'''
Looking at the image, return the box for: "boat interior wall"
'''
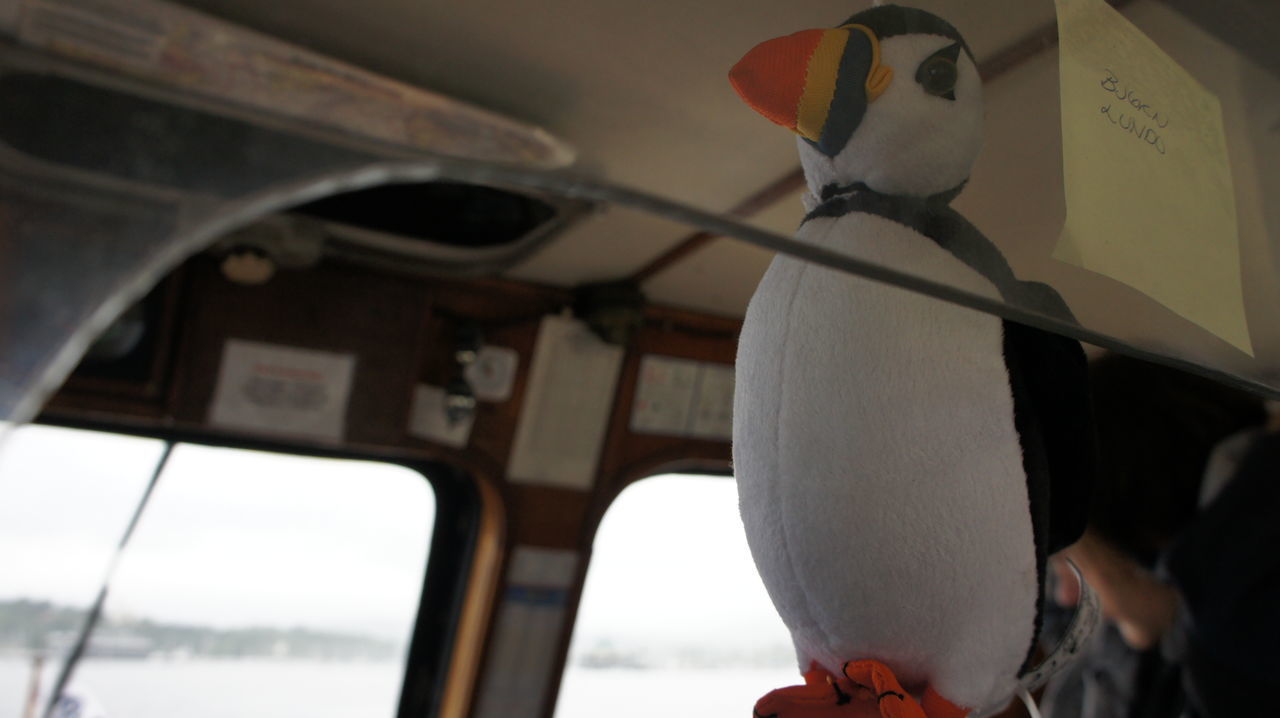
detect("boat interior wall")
[1157,0,1280,81]
[42,255,739,520]
[38,250,743,717]
[0,0,16,32]
[959,1,1280,390]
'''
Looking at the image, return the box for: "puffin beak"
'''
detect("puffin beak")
[730,29,835,142]
[729,25,894,146]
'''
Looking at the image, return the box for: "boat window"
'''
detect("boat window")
[555,474,795,718]
[0,425,435,718]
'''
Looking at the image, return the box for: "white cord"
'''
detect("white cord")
[1017,688,1042,718]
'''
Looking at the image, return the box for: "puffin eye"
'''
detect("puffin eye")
[917,57,957,98]
[915,42,963,101]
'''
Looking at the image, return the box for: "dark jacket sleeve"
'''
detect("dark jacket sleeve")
[1164,432,1280,716]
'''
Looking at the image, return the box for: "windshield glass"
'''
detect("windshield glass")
[0,425,435,718]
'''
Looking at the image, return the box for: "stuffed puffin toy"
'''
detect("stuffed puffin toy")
[729,5,1097,718]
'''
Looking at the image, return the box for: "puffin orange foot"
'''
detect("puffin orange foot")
[753,661,969,718]
[753,663,873,718]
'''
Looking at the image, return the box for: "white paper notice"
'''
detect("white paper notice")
[690,362,735,440]
[507,316,624,489]
[630,355,700,435]
[471,546,579,718]
[208,339,355,441]
[631,355,735,441]
[408,384,474,448]
[504,545,579,587]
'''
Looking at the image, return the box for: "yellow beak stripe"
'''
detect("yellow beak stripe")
[795,30,848,142]
[855,24,894,103]
[795,24,892,143]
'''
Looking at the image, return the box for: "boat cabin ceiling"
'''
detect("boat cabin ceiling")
[162,0,1043,317]
[175,0,1068,313]
[1,0,1277,412]
[168,0,1280,318]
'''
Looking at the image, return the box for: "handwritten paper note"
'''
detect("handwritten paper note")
[1053,0,1252,354]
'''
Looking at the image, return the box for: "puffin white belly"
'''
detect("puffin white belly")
[733,212,1038,711]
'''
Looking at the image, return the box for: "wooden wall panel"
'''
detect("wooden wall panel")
[40,255,748,718]
[165,257,427,448]
[43,272,185,422]
[591,306,738,524]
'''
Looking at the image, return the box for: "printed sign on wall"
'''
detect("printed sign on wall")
[630,355,734,441]
[208,339,356,441]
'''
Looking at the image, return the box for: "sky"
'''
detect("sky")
[567,475,793,663]
[0,424,433,643]
[0,424,792,664]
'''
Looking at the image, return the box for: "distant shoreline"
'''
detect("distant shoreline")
[0,598,401,662]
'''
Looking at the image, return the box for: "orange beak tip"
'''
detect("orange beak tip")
[729,30,826,131]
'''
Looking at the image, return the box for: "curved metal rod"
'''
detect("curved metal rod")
[14,155,1280,428]
[334,158,1280,400]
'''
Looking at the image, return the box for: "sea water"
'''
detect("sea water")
[0,657,798,718]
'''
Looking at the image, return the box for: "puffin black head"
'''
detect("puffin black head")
[854,5,973,107]
[730,4,985,199]
[838,5,973,62]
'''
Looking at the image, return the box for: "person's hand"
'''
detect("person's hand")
[1052,530,1180,651]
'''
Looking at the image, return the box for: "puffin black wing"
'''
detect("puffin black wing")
[1001,318,1096,672]
[1002,296,1096,555]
